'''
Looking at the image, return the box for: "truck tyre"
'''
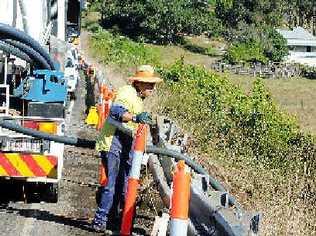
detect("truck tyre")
[44,183,59,203]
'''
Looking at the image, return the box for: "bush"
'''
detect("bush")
[158,60,315,171]
[301,65,316,79]
[90,30,161,67]
[225,41,268,64]
[224,24,288,64]
[264,27,289,62]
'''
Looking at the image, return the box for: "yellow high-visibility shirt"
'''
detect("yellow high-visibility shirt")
[95,85,143,152]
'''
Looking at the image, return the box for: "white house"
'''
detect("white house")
[277,27,316,66]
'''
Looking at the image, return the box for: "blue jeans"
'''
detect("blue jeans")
[93,151,130,227]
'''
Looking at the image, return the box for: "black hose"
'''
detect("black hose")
[0,41,32,63]
[0,119,95,148]
[0,23,55,70]
[145,145,238,207]
[3,39,51,69]
[146,146,225,190]
[0,118,232,197]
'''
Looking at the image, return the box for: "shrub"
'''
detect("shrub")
[158,60,314,171]
[224,24,288,63]
[225,41,268,64]
[301,65,316,80]
[263,27,289,62]
[90,30,161,67]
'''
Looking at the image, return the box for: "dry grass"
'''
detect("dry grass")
[185,35,226,51]
[83,11,100,24]
[214,157,316,235]
[149,44,219,68]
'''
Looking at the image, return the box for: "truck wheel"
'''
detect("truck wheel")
[44,183,59,203]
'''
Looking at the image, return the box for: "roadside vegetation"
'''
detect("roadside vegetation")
[82,1,316,234]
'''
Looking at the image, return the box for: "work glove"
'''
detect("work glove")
[134,112,153,125]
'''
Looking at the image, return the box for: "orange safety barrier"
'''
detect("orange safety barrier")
[96,85,116,183]
[120,124,147,235]
[170,160,191,236]
[96,104,105,131]
[0,153,57,178]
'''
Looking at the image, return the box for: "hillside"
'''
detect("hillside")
[82,2,316,235]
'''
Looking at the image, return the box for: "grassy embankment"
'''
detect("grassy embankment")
[82,12,316,235]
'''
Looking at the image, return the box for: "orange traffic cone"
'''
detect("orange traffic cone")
[170,160,191,236]
[120,124,147,235]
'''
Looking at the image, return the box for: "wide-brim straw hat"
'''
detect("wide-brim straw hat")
[128,65,163,83]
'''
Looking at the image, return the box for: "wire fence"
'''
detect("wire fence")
[211,62,302,78]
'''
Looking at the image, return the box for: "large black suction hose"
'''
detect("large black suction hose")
[0,41,32,64]
[0,117,237,206]
[0,119,95,148]
[0,23,55,70]
[3,39,52,69]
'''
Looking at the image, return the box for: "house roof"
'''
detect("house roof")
[277,27,316,47]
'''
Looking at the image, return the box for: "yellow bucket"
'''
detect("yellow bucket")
[85,106,99,126]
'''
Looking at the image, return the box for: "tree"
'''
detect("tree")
[224,24,288,64]
[264,27,288,62]
[215,0,286,27]
[98,0,216,44]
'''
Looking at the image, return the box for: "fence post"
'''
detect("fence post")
[120,124,148,235]
[170,160,191,236]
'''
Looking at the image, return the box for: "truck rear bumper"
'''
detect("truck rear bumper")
[0,153,58,180]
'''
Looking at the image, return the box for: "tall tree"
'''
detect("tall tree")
[98,0,216,43]
[215,0,286,27]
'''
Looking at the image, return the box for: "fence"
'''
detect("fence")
[210,62,302,79]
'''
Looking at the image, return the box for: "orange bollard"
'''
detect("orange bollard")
[120,124,147,235]
[96,88,115,130]
[100,84,108,99]
[170,160,191,236]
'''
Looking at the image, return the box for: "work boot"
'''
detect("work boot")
[90,222,107,233]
